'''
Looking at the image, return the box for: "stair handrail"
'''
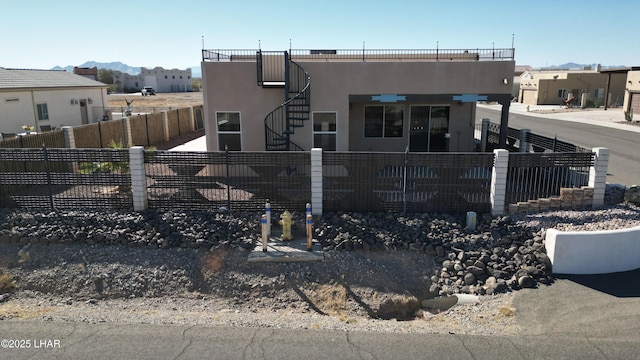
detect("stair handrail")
[264,59,310,151]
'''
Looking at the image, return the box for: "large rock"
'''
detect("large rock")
[624,185,640,205]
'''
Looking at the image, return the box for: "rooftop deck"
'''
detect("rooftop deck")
[202,48,515,62]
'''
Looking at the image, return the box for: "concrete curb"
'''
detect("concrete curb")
[546,225,640,274]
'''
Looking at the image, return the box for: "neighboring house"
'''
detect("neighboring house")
[113,67,192,93]
[73,66,98,81]
[617,67,640,118]
[512,65,532,100]
[0,67,108,133]
[518,65,627,107]
[201,48,515,152]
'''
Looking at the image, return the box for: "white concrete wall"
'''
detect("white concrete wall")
[546,226,640,274]
[0,88,107,132]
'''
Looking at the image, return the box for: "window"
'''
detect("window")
[594,88,605,98]
[36,103,49,121]
[557,89,567,99]
[165,76,168,79]
[364,105,403,138]
[313,112,337,151]
[216,112,241,150]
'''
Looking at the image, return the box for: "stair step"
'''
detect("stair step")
[262,81,286,88]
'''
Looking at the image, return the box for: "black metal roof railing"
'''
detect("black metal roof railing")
[202,48,515,62]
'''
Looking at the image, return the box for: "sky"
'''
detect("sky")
[2,0,639,70]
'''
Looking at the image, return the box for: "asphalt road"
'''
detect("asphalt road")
[477,107,640,186]
[2,320,639,359]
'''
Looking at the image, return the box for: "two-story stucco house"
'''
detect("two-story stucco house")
[113,67,193,93]
[0,67,108,133]
[201,47,515,152]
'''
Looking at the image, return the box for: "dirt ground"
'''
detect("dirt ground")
[107,92,204,109]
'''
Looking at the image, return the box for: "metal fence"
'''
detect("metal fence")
[0,148,132,209]
[144,150,310,211]
[323,152,495,213]
[0,147,597,213]
[506,152,594,204]
[203,48,515,62]
[484,121,591,153]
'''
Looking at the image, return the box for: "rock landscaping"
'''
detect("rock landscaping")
[1,202,639,330]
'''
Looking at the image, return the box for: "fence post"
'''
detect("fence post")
[519,129,530,153]
[129,146,148,211]
[161,110,170,141]
[490,149,509,216]
[62,126,78,173]
[480,118,490,152]
[588,147,609,208]
[188,106,196,132]
[62,126,76,149]
[122,117,133,147]
[310,148,323,215]
[225,146,231,210]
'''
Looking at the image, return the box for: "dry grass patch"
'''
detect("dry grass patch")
[201,250,227,274]
[499,306,517,317]
[0,272,16,292]
[107,92,203,109]
[308,283,348,315]
[0,303,53,319]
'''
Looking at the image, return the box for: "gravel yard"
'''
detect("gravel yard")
[1,203,639,335]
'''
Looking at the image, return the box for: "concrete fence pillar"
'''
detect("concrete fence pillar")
[310,148,323,215]
[161,110,170,141]
[519,129,531,153]
[62,126,78,173]
[480,118,490,152]
[122,117,133,148]
[62,126,76,149]
[188,106,196,132]
[588,147,609,208]
[490,149,509,216]
[129,146,148,211]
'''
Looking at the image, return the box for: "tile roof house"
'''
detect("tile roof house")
[0,68,108,133]
[201,48,515,152]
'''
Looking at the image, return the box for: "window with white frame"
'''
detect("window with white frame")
[216,112,241,150]
[36,103,49,121]
[364,105,404,138]
[313,112,337,151]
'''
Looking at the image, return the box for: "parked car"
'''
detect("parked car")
[141,86,156,96]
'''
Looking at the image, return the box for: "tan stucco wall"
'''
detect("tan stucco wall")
[519,71,627,106]
[203,59,514,151]
[623,70,640,112]
[0,87,107,133]
[202,62,283,151]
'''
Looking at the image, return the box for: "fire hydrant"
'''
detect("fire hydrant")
[279,210,294,240]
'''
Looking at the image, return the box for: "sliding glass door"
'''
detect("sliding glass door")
[409,105,450,152]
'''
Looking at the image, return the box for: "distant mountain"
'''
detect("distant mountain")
[539,63,626,70]
[52,61,202,77]
[52,61,141,75]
